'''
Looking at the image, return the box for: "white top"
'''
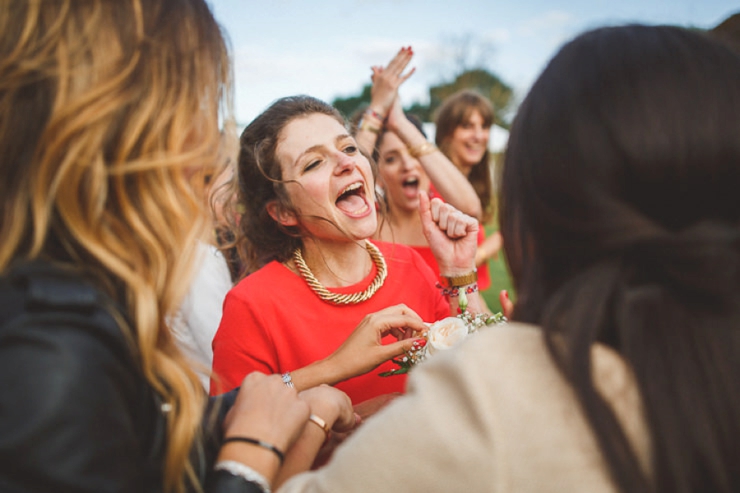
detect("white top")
[171,242,232,390]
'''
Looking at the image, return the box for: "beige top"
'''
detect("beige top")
[279,323,651,493]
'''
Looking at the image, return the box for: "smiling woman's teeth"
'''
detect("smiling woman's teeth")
[336,182,369,215]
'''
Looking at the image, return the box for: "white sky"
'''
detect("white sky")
[210,0,738,126]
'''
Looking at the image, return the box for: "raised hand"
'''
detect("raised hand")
[369,46,415,119]
[385,95,408,135]
[419,191,478,276]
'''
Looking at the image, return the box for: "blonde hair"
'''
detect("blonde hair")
[0,1,233,492]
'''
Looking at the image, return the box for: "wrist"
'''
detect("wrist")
[366,107,386,121]
[438,269,477,288]
[303,357,346,387]
[407,141,438,159]
[357,117,381,134]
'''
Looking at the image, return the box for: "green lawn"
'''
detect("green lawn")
[480,224,514,314]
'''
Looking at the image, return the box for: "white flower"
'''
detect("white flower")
[426,317,469,355]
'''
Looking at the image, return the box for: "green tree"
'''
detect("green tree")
[332,84,372,121]
[331,67,514,127]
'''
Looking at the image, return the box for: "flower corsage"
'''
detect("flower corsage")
[380,291,507,376]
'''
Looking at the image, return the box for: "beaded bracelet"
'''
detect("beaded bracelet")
[214,460,271,493]
[222,436,285,465]
[436,282,479,298]
[364,107,386,121]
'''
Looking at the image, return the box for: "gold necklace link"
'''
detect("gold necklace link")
[292,241,387,305]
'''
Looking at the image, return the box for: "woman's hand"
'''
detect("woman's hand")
[307,392,398,469]
[419,191,479,275]
[222,373,309,452]
[274,386,356,484]
[385,96,408,135]
[324,304,428,382]
[369,47,415,118]
[285,305,427,392]
[499,289,514,319]
[218,373,310,486]
[299,385,358,434]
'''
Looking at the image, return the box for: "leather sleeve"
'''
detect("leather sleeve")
[0,311,157,493]
[0,266,269,493]
[206,471,269,493]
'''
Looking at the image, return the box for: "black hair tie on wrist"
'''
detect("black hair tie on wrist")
[222,436,285,465]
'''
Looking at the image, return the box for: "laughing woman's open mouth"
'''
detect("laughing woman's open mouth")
[336,181,371,217]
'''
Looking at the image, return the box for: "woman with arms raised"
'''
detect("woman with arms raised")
[349,48,484,280]
[211,96,486,406]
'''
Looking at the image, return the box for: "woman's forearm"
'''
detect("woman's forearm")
[394,118,482,220]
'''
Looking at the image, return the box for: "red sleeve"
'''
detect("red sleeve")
[209,288,277,395]
[476,227,491,291]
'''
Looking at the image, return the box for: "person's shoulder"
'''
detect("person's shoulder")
[405,322,559,403]
[0,262,136,367]
[0,262,143,404]
[228,260,291,296]
[439,322,548,372]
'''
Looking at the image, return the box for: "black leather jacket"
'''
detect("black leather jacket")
[0,262,261,493]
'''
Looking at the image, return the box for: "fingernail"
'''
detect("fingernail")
[413,338,427,348]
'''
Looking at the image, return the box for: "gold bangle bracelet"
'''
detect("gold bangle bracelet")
[408,142,438,158]
[358,118,380,134]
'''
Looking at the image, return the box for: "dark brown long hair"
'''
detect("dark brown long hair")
[501,25,740,493]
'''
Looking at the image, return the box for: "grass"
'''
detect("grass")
[480,224,514,315]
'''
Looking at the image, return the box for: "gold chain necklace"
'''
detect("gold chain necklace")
[292,241,387,305]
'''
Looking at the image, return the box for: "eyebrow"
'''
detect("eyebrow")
[293,133,353,167]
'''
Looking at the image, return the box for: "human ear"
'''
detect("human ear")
[266,200,298,227]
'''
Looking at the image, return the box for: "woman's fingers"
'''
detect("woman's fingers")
[426,197,476,239]
[499,290,514,318]
[399,66,416,83]
[386,46,413,73]
[381,47,415,86]
[368,304,427,334]
[226,373,310,452]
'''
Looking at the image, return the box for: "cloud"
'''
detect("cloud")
[231,38,438,122]
[517,10,576,37]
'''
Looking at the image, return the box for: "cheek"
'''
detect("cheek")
[450,131,467,148]
[359,157,376,185]
[379,164,398,180]
[285,179,324,208]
